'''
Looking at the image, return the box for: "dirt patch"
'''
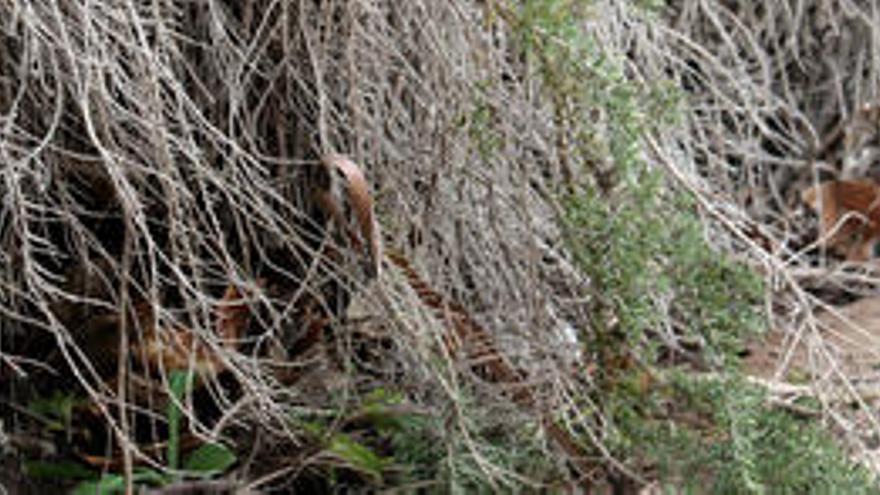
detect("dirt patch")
[745,297,880,386]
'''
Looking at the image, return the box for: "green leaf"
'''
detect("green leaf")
[28,391,81,436]
[183,442,237,476]
[71,469,165,495]
[356,388,412,431]
[24,460,95,480]
[327,433,389,482]
[131,468,168,485]
[167,369,193,470]
[28,391,77,419]
[299,420,325,437]
[72,475,125,495]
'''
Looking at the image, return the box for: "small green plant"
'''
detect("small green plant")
[387,387,566,493]
[287,386,565,492]
[655,375,880,493]
[290,388,412,488]
[24,370,237,494]
[166,368,191,471]
[71,469,167,495]
[27,390,85,442]
[326,433,391,483]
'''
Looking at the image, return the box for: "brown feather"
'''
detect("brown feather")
[321,154,383,277]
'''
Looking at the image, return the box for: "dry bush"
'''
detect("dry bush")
[0,0,602,491]
[2,0,879,491]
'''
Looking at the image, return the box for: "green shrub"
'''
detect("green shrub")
[507,0,878,491]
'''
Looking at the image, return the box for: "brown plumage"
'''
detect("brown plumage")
[320,154,383,278]
[135,284,253,376]
[316,153,593,480]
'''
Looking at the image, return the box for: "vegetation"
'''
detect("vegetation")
[2,0,880,493]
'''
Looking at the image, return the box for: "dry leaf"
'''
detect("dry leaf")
[801,179,880,260]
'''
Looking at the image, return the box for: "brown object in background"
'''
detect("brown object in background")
[801,179,880,261]
[135,284,254,376]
